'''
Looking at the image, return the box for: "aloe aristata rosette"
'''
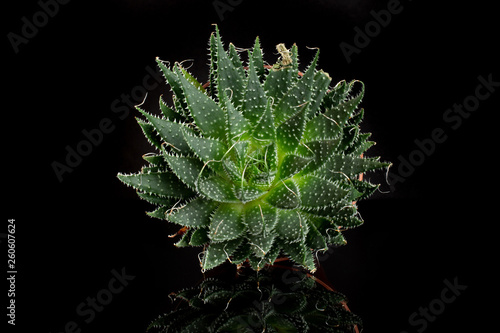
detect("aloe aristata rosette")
[118,26,390,272]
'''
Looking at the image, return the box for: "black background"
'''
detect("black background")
[4,0,498,332]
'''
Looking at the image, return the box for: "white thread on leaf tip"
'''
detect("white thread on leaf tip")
[213,219,224,236]
[322,113,340,127]
[136,89,150,110]
[178,59,194,70]
[249,242,266,256]
[281,180,298,197]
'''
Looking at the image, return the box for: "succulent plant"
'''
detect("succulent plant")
[147,264,362,333]
[117,26,390,272]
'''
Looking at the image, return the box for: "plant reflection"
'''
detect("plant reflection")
[148,260,361,332]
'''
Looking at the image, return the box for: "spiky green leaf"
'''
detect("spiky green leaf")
[306,69,332,119]
[224,91,251,142]
[159,96,184,122]
[136,118,162,150]
[276,154,311,181]
[164,154,207,189]
[324,80,365,128]
[203,237,243,270]
[156,58,189,117]
[276,210,308,243]
[147,206,169,220]
[176,66,227,140]
[242,56,267,125]
[209,203,245,242]
[117,171,194,198]
[248,232,275,258]
[182,132,227,174]
[273,49,319,125]
[215,27,245,108]
[276,104,308,155]
[296,176,349,208]
[137,191,176,206]
[305,217,328,250]
[244,201,277,235]
[280,239,315,271]
[137,108,193,154]
[197,175,239,203]
[190,227,209,246]
[314,154,391,181]
[233,185,266,204]
[251,99,276,141]
[168,197,219,228]
[251,36,265,81]
[264,179,300,209]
